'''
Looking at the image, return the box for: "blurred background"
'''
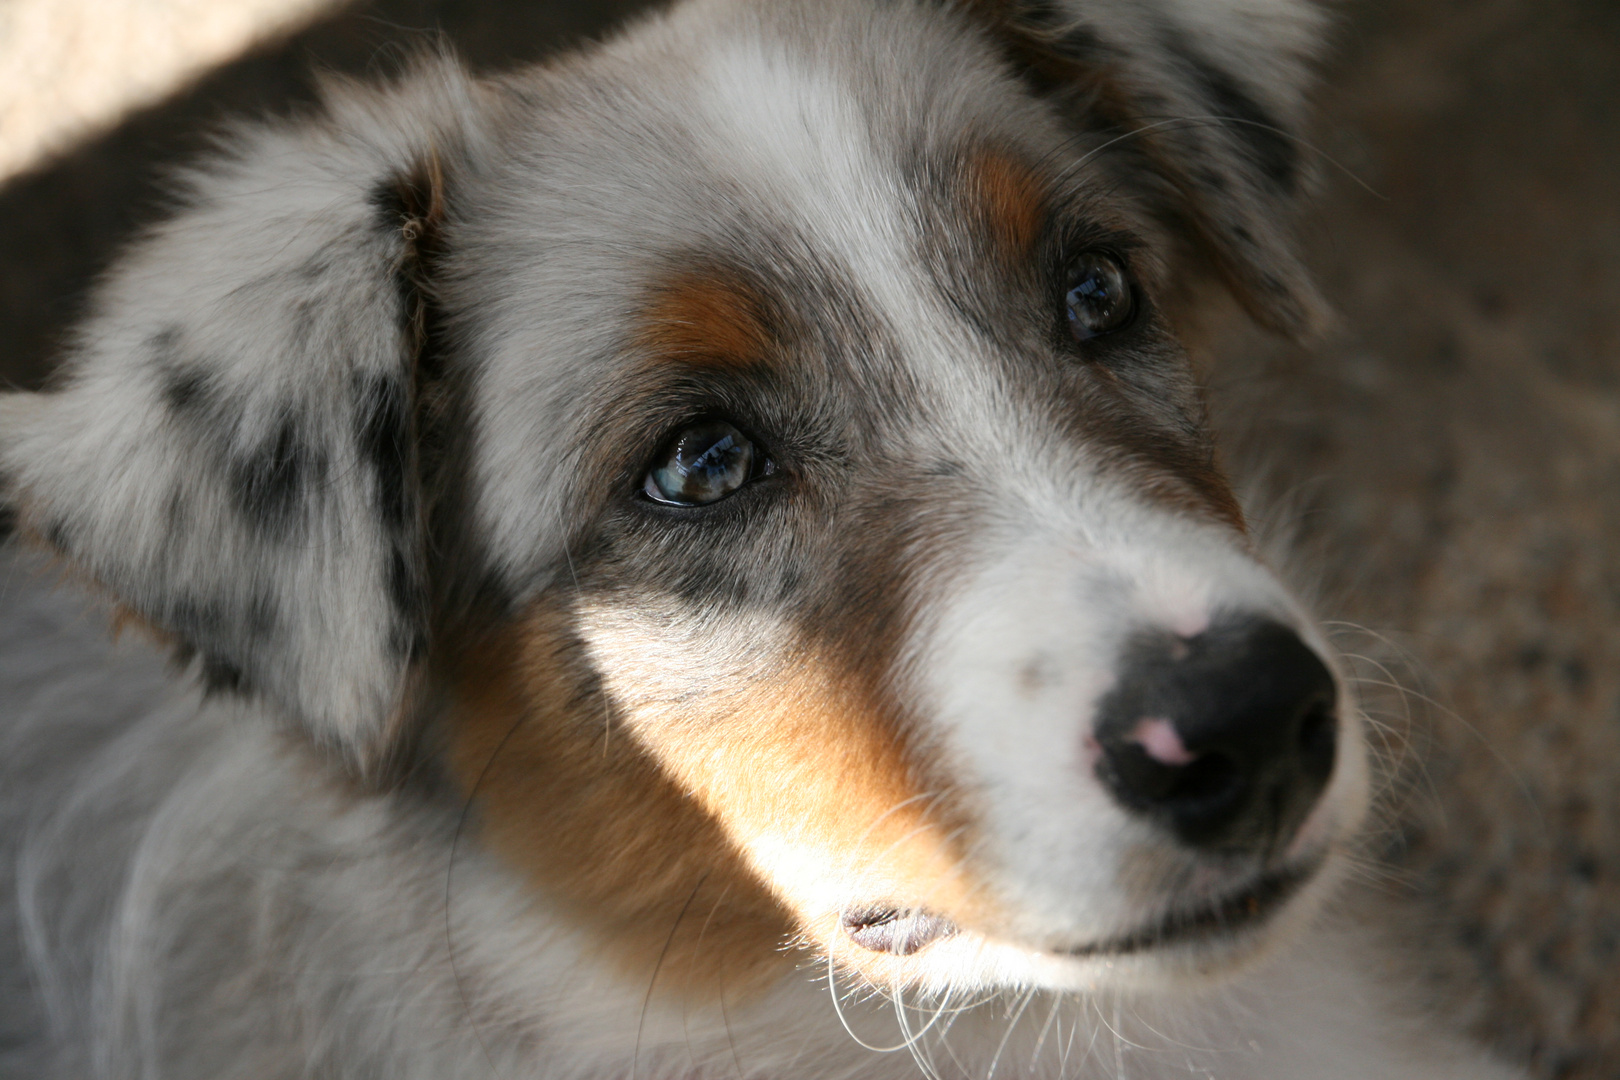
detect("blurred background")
[0,0,1615,1075]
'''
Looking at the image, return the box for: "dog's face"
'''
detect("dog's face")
[1,0,1361,1005]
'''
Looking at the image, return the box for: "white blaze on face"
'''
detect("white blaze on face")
[899,442,1367,952]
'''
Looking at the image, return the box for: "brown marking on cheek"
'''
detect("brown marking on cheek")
[1097,442,1247,535]
[968,147,1046,256]
[1142,425,1248,534]
[1114,440,1247,534]
[631,659,981,910]
[615,649,1000,984]
[447,604,797,998]
[448,598,995,995]
[636,270,772,368]
[1193,463,1246,533]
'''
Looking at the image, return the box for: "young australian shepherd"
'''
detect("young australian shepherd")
[0,0,1526,1076]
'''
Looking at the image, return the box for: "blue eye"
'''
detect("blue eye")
[1064,251,1134,341]
[643,421,762,506]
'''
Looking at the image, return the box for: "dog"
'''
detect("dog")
[0,0,1529,1076]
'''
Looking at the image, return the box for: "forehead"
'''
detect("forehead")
[462,0,1178,579]
[665,13,1043,288]
[470,0,1123,309]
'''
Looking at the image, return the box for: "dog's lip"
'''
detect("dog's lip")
[1057,860,1318,958]
[840,906,959,956]
[839,859,1318,961]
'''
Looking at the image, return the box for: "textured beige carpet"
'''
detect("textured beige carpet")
[1203,4,1620,1074]
[2,1,1615,1076]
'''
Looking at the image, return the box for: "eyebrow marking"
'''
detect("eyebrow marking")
[967,147,1047,256]
[637,268,774,368]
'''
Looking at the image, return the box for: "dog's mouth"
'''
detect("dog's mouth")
[1060,860,1317,958]
[841,861,1316,961]
[839,907,959,956]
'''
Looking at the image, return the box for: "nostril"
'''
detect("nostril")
[1110,742,1184,803]
[1165,750,1244,808]
[1296,700,1337,784]
[1107,736,1245,815]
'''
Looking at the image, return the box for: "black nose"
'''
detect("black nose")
[1092,617,1338,854]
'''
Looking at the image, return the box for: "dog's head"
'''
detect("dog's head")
[1,0,1362,999]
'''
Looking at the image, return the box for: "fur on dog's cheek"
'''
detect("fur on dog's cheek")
[447,595,989,996]
[575,601,995,969]
[447,602,797,997]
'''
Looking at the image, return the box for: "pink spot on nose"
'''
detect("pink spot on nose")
[1129,717,1197,766]
[1168,612,1210,640]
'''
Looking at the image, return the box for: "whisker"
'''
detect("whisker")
[826,950,920,1054]
[444,702,530,1080]
[634,872,710,1080]
[842,789,946,872]
[986,987,1035,1079]
[1342,655,1545,834]
[687,879,738,1078]
[895,985,947,1080]
[1029,992,1063,1068]
[1050,112,1386,201]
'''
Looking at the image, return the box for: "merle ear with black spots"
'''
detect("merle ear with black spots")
[0,62,486,776]
[971,0,1332,337]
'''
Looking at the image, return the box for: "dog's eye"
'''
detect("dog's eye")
[643,421,762,507]
[1064,251,1134,341]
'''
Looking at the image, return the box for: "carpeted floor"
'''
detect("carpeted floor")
[1,1,1615,1075]
[1202,4,1620,1075]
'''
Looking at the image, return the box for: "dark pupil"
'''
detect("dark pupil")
[650,423,754,505]
[1065,255,1130,340]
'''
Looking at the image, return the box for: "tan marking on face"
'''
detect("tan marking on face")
[627,658,981,902]
[447,603,795,997]
[961,0,1323,336]
[1132,455,1248,534]
[969,147,1046,256]
[636,269,772,367]
[629,652,1006,988]
[448,596,994,995]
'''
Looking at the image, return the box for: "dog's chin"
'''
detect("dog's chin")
[833,853,1338,995]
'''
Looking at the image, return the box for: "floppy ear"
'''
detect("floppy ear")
[970,0,1332,336]
[0,61,486,774]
